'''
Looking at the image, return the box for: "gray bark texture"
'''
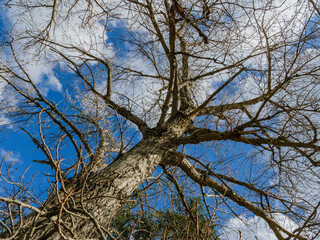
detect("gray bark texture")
[6,114,192,240]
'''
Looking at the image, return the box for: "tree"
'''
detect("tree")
[0,0,320,239]
[111,192,218,239]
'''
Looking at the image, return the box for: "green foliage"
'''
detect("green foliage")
[110,194,219,240]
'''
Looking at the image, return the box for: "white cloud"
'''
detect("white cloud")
[232,0,310,59]
[0,148,21,163]
[6,0,113,58]
[2,0,115,96]
[2,0,318,128]
[0,79,18,126]
[219,213,310,240]
[272,156,320,226]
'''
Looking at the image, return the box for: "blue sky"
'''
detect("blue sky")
[1,0,320,239]
[0,9,49,193]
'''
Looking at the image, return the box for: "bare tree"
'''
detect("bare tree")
[0,0,320,239]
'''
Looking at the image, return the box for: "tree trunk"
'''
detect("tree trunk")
[9,114,192,240]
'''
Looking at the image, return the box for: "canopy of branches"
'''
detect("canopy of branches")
[0,0,320,239]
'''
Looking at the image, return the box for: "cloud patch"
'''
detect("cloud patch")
[0,148,21,163]
[219,213,316,240]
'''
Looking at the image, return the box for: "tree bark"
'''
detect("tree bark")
[8,114,192,240]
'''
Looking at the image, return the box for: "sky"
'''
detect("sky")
[0,3,42,184]
[0,0,320,239]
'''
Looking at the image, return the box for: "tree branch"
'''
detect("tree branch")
[177,157,307,240]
